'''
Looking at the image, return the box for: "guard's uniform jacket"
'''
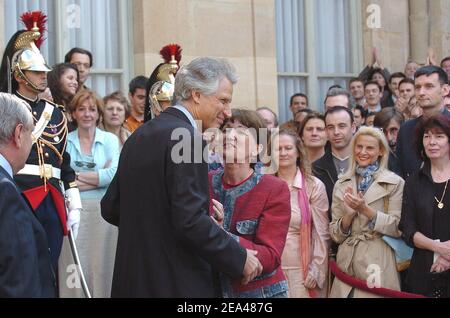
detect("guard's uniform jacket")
[14,92,77,269]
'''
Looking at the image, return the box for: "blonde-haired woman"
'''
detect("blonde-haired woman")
[99,91,131,149]
[274,129,330,298]
[59,89,120,298]
[329,126,405,298]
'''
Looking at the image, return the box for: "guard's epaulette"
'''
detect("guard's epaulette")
[42,98,67,112]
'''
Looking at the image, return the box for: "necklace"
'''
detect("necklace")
[434,179,449,210]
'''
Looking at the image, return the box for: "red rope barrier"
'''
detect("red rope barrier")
[329,260,426,298]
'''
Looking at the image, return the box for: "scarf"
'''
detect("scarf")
[355,161,380,193]
[297,171,317,298]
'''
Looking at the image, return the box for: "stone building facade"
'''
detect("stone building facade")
[1,0,450,118]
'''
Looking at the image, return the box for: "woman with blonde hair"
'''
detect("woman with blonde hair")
[329,126,405,298]
[59,89,120,298]
[273,128,330,298]
[99,91,131,149]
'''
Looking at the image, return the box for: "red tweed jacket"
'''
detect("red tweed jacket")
[209,171,291,296]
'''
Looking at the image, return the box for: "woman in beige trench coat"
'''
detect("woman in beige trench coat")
[329,127,405,298]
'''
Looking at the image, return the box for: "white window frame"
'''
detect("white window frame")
[277,0,364,113]
[1,0,133,94]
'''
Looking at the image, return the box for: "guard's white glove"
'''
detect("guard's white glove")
[67,209,81,240]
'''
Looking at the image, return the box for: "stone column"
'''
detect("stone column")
[409,0,430,64]
[361,0,410,72]
[429,0,450,62]
[250,0,278,111]
[132,0,278,111]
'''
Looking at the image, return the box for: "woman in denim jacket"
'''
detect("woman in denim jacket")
[208,109,291,298]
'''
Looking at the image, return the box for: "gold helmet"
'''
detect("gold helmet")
[145,44,182,121]
[6,11,51,93]
[150,81,175,114]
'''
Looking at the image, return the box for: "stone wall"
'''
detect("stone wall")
[132,0,278,112]
[361,0,410,73]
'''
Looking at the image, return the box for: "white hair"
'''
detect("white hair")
[174,57,238,103]
[0,93,33,147]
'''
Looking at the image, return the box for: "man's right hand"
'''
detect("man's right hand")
[242,249,263,285]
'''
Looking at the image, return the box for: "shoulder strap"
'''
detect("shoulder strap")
[32,102,55,143]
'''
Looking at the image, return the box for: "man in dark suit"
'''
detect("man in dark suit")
[0,93,56,298]
[102,57,262,298]
[397,66,450,179]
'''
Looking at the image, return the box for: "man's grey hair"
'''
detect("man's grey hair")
[324,88,356,109]
[0,93,33,147]
[174,57,238,103]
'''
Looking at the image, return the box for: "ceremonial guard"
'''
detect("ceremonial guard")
[0,12,82,273]
[144,44,182,121]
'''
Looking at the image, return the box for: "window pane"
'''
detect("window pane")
[4,0,57,65]
[275,0,306,73]
[315,0,352,74]
[90,74,121,96]
[278,76,307,124]
[68,0,122,96]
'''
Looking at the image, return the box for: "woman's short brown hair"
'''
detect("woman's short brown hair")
[69,89,104,126]
[103,91,131,119]
[415,114,450,160]
[222,109,267,145]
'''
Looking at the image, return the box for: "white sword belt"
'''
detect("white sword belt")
[17,164,62,180]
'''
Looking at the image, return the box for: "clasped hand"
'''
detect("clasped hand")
[344,187,366,213]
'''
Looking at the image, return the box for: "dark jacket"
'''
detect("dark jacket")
[399,161,450,296]
[396,108,450,179]
[0,166,56,298]
[101,107,247,298]
[312,149,338,219]
[13,93,76,193]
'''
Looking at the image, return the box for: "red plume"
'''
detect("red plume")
[20,11,48,49]
[160,44,182,65]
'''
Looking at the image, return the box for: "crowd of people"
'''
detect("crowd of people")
[1,12,450,299]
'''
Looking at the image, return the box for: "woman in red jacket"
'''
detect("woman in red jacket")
[209,109,291,298]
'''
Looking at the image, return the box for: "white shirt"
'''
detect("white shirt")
[0,153,13,178]
[173,105,198,129]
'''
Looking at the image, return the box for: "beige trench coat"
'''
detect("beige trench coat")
[329,169,405,298]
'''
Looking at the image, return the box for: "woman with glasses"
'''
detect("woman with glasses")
[329,127,405,298]
[59,89,120,298]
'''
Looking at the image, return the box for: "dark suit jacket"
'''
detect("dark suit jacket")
[396,108,450,179]
[101,107,247,298]
[0,165,56,298]
[312,150,338,219]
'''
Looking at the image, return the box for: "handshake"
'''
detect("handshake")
[242,249,263,285]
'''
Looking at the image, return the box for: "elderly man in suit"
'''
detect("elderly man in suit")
[0,93,56,298]
[102,57,262,298]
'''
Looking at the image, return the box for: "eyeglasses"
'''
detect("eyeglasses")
[74,161,96,169]
[73,62,91,69]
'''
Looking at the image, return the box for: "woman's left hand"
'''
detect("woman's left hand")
[431,256,450,273]
[212,199,224,227]
[304,273,318,290]
[344,190,376,219]
[344,189,366,212]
